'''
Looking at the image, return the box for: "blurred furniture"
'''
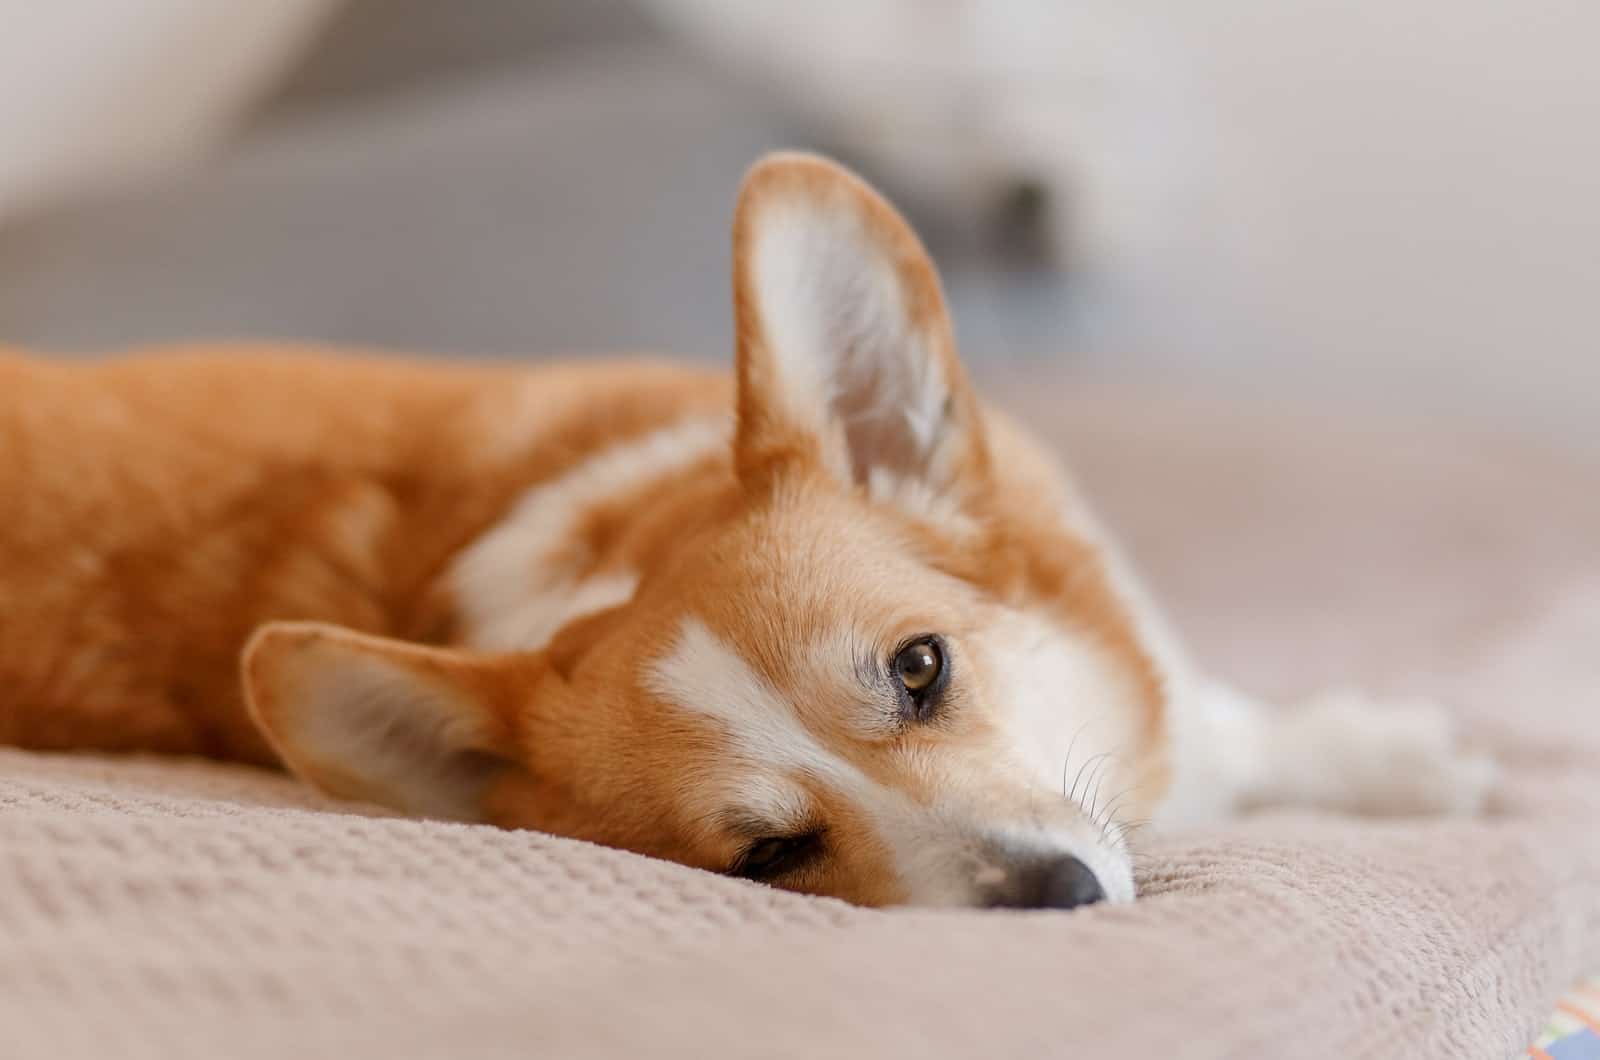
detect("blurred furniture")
[0,1,792,358]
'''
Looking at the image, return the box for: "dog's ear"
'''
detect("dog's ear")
[731,152,990,511]
[243,622,527,821]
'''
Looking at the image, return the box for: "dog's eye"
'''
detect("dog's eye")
[731,830,824,881]
[895,640,942,692]
[892,638,947,720]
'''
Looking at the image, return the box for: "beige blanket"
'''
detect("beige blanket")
[4,388,1597,1059]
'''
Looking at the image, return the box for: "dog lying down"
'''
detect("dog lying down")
[0,153,1493,909]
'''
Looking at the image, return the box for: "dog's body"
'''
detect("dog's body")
[0,352,729,763]
[0,155,1490,908]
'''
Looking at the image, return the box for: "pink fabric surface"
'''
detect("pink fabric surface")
[3,386,1596,1058]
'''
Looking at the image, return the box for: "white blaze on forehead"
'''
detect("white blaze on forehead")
[450,417,729,650]
[646,617,868,795]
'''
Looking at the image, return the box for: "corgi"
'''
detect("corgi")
[0,153,1492,909]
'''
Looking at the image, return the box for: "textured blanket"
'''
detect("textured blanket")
[3,388,1597,1058]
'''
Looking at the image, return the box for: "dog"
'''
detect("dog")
[0,153,1492,909]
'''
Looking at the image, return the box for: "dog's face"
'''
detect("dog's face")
[245,154,1165,908]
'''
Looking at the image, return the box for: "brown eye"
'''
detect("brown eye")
[893,637,948,716]
[895,640,941,692]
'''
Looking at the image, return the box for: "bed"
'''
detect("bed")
[3,385,1596,1058]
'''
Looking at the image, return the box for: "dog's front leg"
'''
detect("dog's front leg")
[1156,679,1496,827]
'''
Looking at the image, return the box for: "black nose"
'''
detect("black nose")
[990,856,1106,911]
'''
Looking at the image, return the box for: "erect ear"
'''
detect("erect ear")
[243,622,527,821]
[731,152,990,510]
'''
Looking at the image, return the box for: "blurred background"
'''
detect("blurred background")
[1,0,1595,454]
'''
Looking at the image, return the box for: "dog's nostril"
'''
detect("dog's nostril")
[991,855,1106,911]
[1036,856,1106,910]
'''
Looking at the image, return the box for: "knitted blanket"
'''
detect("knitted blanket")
[3,389,1597,1058]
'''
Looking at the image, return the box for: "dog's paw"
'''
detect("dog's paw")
[1285,692,1497,816]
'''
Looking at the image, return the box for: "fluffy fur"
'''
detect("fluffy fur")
[0,153,1491,908]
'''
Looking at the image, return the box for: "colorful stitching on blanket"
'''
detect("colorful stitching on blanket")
[1529,977,1600,1059]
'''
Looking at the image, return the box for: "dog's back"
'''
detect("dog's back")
[0,348,725,761]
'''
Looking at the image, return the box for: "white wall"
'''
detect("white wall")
[652,0,1600,450]
[1107,0,1600,449]
[0,0,335,219]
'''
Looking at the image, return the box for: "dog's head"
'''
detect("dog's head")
[244,154,1166,908]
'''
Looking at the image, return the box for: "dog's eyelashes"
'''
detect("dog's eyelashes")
[892,636,949,720]
[730,830,825,881]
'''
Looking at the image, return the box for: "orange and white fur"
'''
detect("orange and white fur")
[0,154,1491,909]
